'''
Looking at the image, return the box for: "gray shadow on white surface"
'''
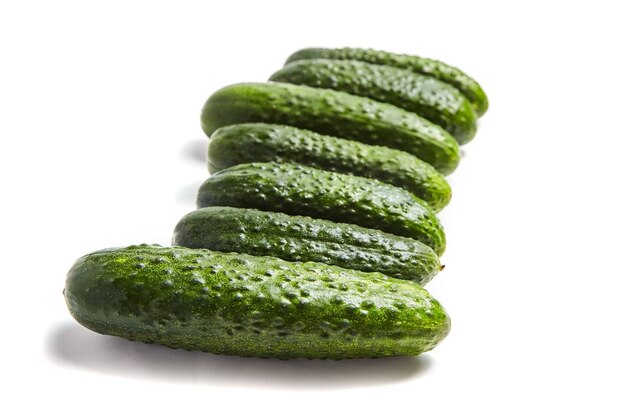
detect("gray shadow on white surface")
[46,322,432,389]
[175,180,205,206]
[180,138,207,165]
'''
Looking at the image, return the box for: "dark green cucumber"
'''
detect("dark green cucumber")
[286,47,488,117]
[173,206,442,285]
[64,244,451,359]
[201,82,460,175]
[208,123,451,211]
[197,162,446,255]
[270,59,477,144]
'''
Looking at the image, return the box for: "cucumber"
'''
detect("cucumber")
[270,59,477,144]
[201,82,460,175]
[197,162,446,255]
[173,206,442,285]
[208,123,451,211]
[64,244,451,359]
[285,47,489,117]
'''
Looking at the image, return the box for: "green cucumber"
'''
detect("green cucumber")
[208,123,451,211]
[64,244,451,359]
[285,47,488,117]
[173,206,441,285]
[201,82,460,175]
[197,162,446,255]
[270,59,477,144]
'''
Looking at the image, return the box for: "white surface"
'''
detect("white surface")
[1,0,625,415]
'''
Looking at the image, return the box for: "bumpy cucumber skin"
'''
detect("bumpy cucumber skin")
[197,162,446,255]
[201,82,460,175]
[64,244,451,359]
[208,123,451,211]
[285,47,488,117]
[173,207,441,285]
[270,59,477,144]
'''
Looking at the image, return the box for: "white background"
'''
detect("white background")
[1,0,625,415]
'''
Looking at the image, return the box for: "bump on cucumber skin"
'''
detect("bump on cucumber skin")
[285,47,489,117]
[64,244,451,359]
[173,206,441,286]
[208,123,452,211]
[196,162,446,256]
[270,59,477,145]
[200,82,460,175]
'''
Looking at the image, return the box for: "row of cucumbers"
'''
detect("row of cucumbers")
[64,48,487,360]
